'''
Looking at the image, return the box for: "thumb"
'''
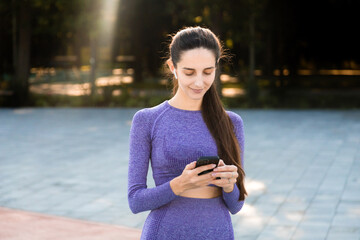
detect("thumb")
[218,159,226,166]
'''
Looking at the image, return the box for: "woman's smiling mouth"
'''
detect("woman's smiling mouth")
[191,88,203,93]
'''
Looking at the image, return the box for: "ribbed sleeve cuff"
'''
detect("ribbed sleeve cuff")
[128,180,179,214]
[222,183,240,201]
[164,180,178,199]
[222,184,244,214]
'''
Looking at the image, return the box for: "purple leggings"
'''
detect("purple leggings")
[140,196,234,240]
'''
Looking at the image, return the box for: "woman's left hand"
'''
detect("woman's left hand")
[209,159,238,193]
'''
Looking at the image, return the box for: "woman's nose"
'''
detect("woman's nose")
[194,77,204,88]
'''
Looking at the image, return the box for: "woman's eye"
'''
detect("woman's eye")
[184,71,212,76]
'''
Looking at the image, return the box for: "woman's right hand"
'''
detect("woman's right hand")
[170,161,217,195]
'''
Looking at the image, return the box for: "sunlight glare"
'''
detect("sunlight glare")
[222,88,245,97]
[246,179,266,195]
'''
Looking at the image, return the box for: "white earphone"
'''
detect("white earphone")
[173,70,178,79]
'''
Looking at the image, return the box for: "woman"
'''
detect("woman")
[128,26,247,240]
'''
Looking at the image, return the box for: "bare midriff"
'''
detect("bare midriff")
[179,186,222,198]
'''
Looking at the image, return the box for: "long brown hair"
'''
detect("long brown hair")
[167,26,247,201]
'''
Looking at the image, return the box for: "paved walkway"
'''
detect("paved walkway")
[0,107,359,239]
[0,207,141,240]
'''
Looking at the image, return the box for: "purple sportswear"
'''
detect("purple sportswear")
[128,100,245,240]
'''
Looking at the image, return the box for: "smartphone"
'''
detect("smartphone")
[196,155,220,176]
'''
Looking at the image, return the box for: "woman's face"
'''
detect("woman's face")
[174,48,216,101]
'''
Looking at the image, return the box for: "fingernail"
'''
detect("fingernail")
[211,173,216,177]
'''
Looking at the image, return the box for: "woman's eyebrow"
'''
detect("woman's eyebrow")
[182,67,215,70]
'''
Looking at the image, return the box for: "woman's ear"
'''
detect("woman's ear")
[166,59,175,73]
[167,59,178,79]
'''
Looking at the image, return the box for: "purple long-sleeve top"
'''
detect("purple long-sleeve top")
[128,100,245,214]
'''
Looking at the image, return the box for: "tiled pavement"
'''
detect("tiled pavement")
[0,106,359,239]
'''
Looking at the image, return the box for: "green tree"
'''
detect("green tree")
[11,0,31,107]
[9,0,86,106]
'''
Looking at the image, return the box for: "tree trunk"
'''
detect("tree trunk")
[131,0,145,83]
[248,12,258,106]
[211,4,223,98]
[89,36,98,96]
[265,21,273,77]
[133,35,143,83]
[12,0,17,70]
[12,0,31,107]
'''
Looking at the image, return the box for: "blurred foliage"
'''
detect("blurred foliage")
[24,89,360,109]
[2,0,358,74]
[0,0,359,108]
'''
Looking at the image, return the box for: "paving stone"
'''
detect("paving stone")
[257,225,297,240]
[336,200,360,215]
[342,187,360,201]
[268,211,304,227]
[291,223,329,240]
[326,226,360,240]
[232,215,267,239]
[331,213,360,228]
